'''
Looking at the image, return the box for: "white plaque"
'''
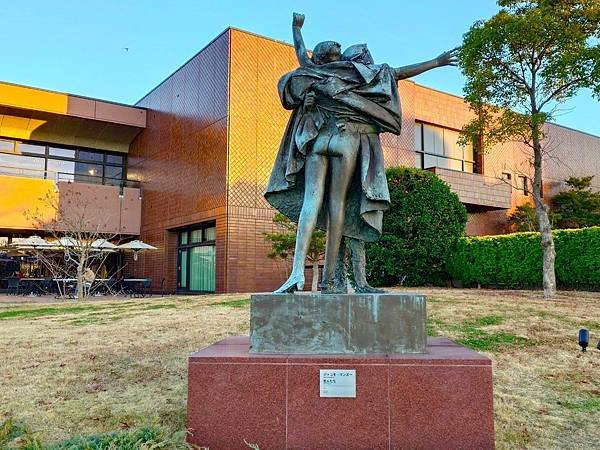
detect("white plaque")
[319,369,356,398]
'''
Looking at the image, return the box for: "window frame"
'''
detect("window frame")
[0,136,127,185]
[176,222,217,293]
[414,122,477,173]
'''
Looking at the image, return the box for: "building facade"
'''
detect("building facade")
[0,81,146,239]
[2,28,600,293]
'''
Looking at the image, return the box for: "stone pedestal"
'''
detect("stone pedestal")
[250,292,426,354]
[187,336,495,450]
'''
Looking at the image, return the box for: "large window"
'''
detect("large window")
[177,223,217,293]
[0,138,126,185]
[414,123,475,173]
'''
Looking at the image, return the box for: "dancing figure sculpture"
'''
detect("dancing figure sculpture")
[265,13,458,293]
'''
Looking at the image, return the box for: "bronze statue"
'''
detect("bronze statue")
[265,13,458,293]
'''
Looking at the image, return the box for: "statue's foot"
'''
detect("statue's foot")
[355,284,385,294]
[320,279,346,295]
[333,283,349,294]
[275,272,305,293]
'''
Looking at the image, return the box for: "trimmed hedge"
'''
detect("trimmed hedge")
[448,226,600,289]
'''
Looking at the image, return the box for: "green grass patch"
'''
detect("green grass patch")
[560,398,600,412]
[427,317,444,336]
[466,315,505,326]
[68,317,105,326]
[145,304,178,310]
[48,427,190,450]
[457,330,529,351]
[213,298,250,308]
[0,418,192,449]
[0,306,100,320]
[450,315,529,351]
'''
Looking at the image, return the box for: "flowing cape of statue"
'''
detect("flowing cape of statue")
[264,61,402,242]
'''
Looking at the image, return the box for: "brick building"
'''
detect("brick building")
[2,28,599,293]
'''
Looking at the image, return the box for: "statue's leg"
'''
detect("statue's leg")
[348,237,385,294]
[321,131,360,291]
[275,151,328,293]
[333,236,349,293]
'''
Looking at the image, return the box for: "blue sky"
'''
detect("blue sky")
[2,0,598,135]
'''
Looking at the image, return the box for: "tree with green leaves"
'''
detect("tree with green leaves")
[366,167,467,287]
[263,213,326,291]
[459,0,600,297]
[553,176,600,228]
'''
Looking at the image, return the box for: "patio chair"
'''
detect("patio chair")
[141,278,152,298]
[63,281,77,300]
[7,278,21,296]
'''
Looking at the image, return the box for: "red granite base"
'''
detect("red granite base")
[187,336,495,450]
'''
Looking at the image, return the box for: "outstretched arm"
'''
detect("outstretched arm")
[292,13,314,67]
[392,47,459,80]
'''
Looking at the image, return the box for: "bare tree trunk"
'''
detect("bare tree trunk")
[532,133,556,298]
[76,261,84,300]
[311,261,319,292]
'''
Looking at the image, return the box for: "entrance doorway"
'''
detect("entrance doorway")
[177,223,216,292]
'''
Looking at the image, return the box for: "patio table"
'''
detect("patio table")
[21,278,51,296]
[123,278,151,297]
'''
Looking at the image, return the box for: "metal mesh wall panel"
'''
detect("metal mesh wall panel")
[128,31,230,292]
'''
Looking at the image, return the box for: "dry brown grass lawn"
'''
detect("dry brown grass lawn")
[0,289,599,449]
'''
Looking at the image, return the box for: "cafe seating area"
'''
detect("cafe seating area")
[0,236,158,300]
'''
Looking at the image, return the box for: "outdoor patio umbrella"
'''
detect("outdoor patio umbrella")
[116,240,158,278]
[50,237,80,248]
[11,235,52,250]
[91,239,118,252]
[116,240,157,260]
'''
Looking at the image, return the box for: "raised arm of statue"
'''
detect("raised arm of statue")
[292,13,315,67]
[392,47,459,80]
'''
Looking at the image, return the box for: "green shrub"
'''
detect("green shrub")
[366,167,467,286]
[449,227,600,289]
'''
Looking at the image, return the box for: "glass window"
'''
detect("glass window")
[414,124,422,151]
[423,124,444,155]
[464,144,474,163]
[436,156,450,169]
[104,166,123,184]
[423,154,436,169]
[415,152,423,169]
[106,153,124,165]
[417,122,477,173]
[49,147,75,158]
[79,150,104,162]
[448,158,463,171]
[179,249,188,288]
[74,162,102,183]
[204,226,216,241]
[47,159,75,181]
[189,246,216,291]
[444,130,463,160]
[517,176,529,194]
[190,229,202,243]
[0,153,45,178]
[0,139,15,153]
[18,142,45,155]
[179,232,188,245]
